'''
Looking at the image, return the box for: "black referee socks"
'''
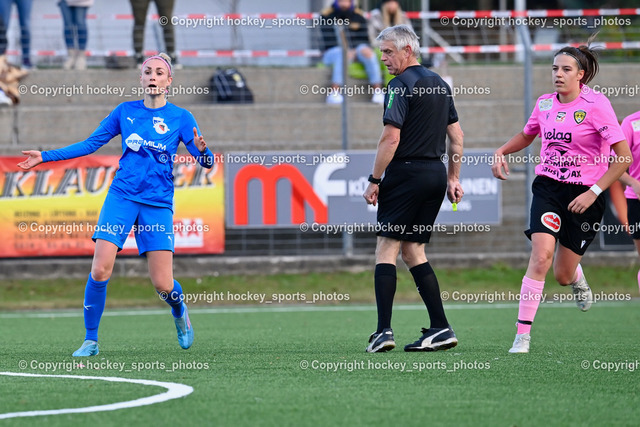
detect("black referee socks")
[374,263,397,333]
[410,262,449,329]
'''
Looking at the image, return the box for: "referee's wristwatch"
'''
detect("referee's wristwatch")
[368,174,382,185]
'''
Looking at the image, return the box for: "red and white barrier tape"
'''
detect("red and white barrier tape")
[9,41,640,59]
[423,41,640,54]
[406,8,640,19]
[5,49,324,58]
[22,8,640,21]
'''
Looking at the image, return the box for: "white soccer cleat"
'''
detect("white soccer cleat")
[509,333,531,353]
[326,90,344,104]
[371,88,385,104]
[571,274,593,312]
[0,89,12,106]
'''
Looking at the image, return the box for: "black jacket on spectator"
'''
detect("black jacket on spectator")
[320,6,370,51]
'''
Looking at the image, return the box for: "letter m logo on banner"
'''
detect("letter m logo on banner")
[234,165,328,226]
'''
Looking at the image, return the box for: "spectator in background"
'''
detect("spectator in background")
[0,16,12,105]
[320,0,383,104]
[0,0,33,69]
[0,11,6,55]
[368,0,412,48]
[130,0,179,68]
[59,0,93,70]
[0,53,29,105]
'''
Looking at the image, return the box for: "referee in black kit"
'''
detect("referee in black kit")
[363,25,464,353]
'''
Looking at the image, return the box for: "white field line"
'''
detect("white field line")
[0,372,193,419]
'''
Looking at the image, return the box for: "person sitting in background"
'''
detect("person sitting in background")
[368,0,415,85]
[320,0,384,104]
[0,0,33,69]
[58,0,93,70]
[368,0,412,48]
[0,53,28,105]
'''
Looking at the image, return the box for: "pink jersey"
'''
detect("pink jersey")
[523,85,625,186]
[621,111,640,200]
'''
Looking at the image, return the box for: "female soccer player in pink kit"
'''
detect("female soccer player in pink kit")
[491,36,632,353]
[619,111,640,292]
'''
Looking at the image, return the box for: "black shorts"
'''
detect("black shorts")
[377,159,446,243]
[526,175,605,256]
[627,198,640,240]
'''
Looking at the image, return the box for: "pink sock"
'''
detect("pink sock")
[574,264,583,283]
[516,276,545,334]
[637,269,640,293]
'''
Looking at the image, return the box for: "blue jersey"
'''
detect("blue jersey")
[41,100,214,209]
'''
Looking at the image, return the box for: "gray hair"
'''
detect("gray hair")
[376,24,420,58]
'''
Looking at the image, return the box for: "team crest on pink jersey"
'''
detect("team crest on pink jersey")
[555,112,566,122]
[541,212,561,232]
[574,110,586,124]
[539,99,553,111]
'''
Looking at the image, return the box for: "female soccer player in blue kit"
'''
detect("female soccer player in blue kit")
[18,53,214,356]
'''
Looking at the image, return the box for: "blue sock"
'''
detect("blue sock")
[159,280,185,318]
[83,274,109,342]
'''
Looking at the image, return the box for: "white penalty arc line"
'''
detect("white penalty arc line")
[0,372,193,420]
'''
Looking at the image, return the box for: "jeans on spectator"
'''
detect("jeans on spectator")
[323,44,382,86]
[58,0,88,50]
[0,12,6,54]
[0,0,32,61]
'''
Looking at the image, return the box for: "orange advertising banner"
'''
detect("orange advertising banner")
[0,155,224,257]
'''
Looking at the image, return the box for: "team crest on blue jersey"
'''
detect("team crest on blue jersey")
[153,117,170,134]
[539,99,553,111]
[574,110,586,124]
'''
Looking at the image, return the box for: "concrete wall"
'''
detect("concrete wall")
[1,62,639,277]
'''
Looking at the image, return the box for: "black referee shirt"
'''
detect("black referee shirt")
[383,65,459,160]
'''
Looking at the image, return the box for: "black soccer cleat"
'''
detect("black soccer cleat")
[404,327,458,352]
[365,328,396,353]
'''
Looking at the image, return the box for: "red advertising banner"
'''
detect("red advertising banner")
[0,155,224,257]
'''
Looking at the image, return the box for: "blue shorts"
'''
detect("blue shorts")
[93,192,174,255]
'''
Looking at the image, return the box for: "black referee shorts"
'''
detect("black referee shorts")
[377,159,447,243]
[526,175,605,256]
[627,198,640,240]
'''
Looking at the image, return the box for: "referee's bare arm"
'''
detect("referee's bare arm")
[363,125,400,206]
[446,122,464,204]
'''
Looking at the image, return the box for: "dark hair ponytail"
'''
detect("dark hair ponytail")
[554,32,600,85]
